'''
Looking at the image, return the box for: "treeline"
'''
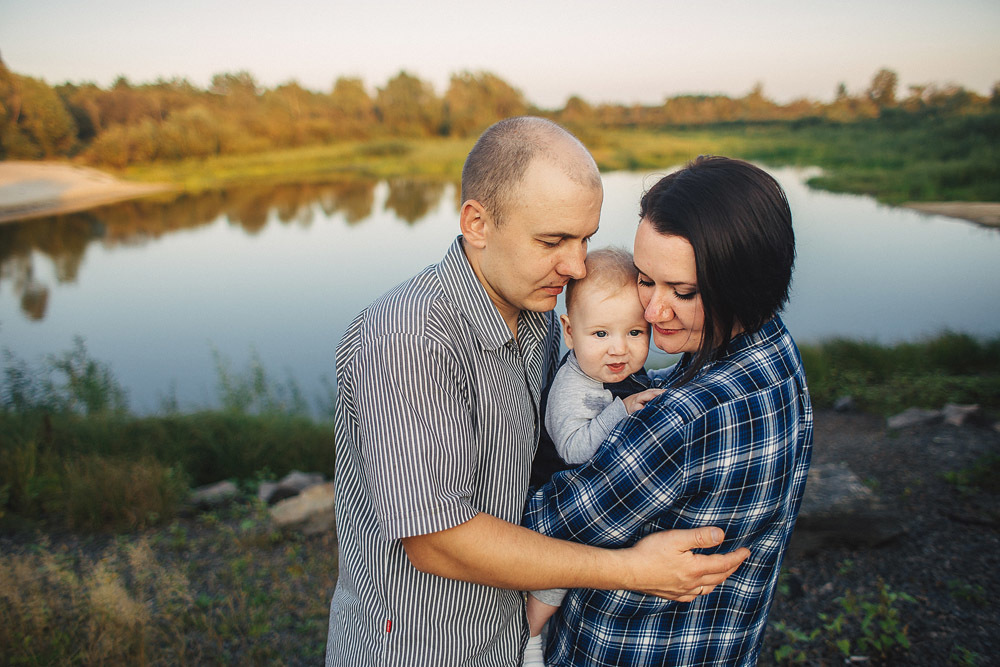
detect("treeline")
[1,56,997,168]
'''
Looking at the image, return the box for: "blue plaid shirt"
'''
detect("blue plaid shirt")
[523,316,813,666]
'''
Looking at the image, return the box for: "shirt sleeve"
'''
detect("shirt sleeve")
[351,333,479,541]
[545,370,627,465]
[524,403,691,548]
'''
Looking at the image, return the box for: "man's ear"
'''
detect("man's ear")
[459,200,488,249]
[559,313,574,349]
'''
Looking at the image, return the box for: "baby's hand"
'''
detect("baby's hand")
[623,388,664,414]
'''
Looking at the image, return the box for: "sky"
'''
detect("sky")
[1,0,998,108]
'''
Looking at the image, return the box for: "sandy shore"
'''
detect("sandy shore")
[901,201,1000,228]
[0,161,173,224]
[1,161,999,228]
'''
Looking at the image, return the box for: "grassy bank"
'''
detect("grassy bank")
[3,332,997,533]
[118,114,1000,205]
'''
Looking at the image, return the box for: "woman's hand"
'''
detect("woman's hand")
[622,388,664,414]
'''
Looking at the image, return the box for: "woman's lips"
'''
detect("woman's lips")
[654,325,683,336]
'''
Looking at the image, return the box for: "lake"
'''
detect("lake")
[1,167,998,414]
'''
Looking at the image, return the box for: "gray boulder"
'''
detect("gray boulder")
[790,462,905,555]
[189,480,240,510]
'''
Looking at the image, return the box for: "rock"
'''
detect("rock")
[886,407,941,430]
[257,482,279,505]
[941,403,980,427]
[833,395,856,413]
[789,462,905,555]
[259,471,328,505]
[278,470,326,493]
[270,482,336,535]
[189,480,240,510]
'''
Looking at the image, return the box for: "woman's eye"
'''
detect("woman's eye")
[675,290,698,301]
[638,278,654,287]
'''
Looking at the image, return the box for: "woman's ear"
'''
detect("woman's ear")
[459,200,488,249]
[559,313,574,349]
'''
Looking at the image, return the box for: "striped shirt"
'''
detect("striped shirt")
[523,316,813,666]
[326,236,561,667]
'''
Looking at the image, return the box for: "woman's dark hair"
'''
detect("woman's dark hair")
[639,155,795,385]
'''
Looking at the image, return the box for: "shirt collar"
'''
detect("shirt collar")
[436,236,550,352]
[669,315,788,381]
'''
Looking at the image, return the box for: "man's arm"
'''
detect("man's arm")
[402,512,749,602]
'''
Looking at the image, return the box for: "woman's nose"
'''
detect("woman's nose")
[645,297,672,323]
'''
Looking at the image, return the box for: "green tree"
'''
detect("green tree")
[10,74,77,157]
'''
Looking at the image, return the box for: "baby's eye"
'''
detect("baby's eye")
[593,331,607,338]
[628,329,645,337]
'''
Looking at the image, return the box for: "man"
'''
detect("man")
[326,117,749,666]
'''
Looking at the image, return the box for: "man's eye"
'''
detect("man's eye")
[539,239,560,248]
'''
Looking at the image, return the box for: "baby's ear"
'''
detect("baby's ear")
[559,313,574,349]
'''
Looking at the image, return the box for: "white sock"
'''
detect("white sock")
[522,633,546,667]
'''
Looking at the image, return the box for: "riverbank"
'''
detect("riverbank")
[2,409,997,664]
[2,160,1000,228]
[0,161,173,225]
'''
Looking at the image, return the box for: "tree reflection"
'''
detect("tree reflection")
[384,178,445,224]
[0,178,451,321]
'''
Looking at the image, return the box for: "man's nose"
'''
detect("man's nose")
[558,245,587,280]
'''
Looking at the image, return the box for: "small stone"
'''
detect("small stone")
[833,395,855,413]
[887,407,942,430]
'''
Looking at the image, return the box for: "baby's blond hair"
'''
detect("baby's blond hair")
[565,247,638,315]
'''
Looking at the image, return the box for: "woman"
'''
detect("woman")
[523,156,814,666]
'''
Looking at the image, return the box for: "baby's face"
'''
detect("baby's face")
[561,283,650,384]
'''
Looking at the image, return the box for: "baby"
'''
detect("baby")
[524,247,663,666]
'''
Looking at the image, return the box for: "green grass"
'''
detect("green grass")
[798,331,1000,415]
[122,137,474,192]
[113,111,1000,205]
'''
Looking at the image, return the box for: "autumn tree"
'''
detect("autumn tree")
[867,68,898,108]
[442,71,527,137]
[329,77,376,139]
[375,71,441,137]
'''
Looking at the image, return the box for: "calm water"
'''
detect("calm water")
[2,167,998,413]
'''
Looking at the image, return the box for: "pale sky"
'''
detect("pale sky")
[1,0,997,108]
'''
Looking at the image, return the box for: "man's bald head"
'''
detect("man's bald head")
[461,116,602,226]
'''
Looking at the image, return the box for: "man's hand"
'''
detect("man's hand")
[624,527,750,602]
[622,388,664,414]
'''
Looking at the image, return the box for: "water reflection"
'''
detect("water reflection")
[0,178,459,321]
